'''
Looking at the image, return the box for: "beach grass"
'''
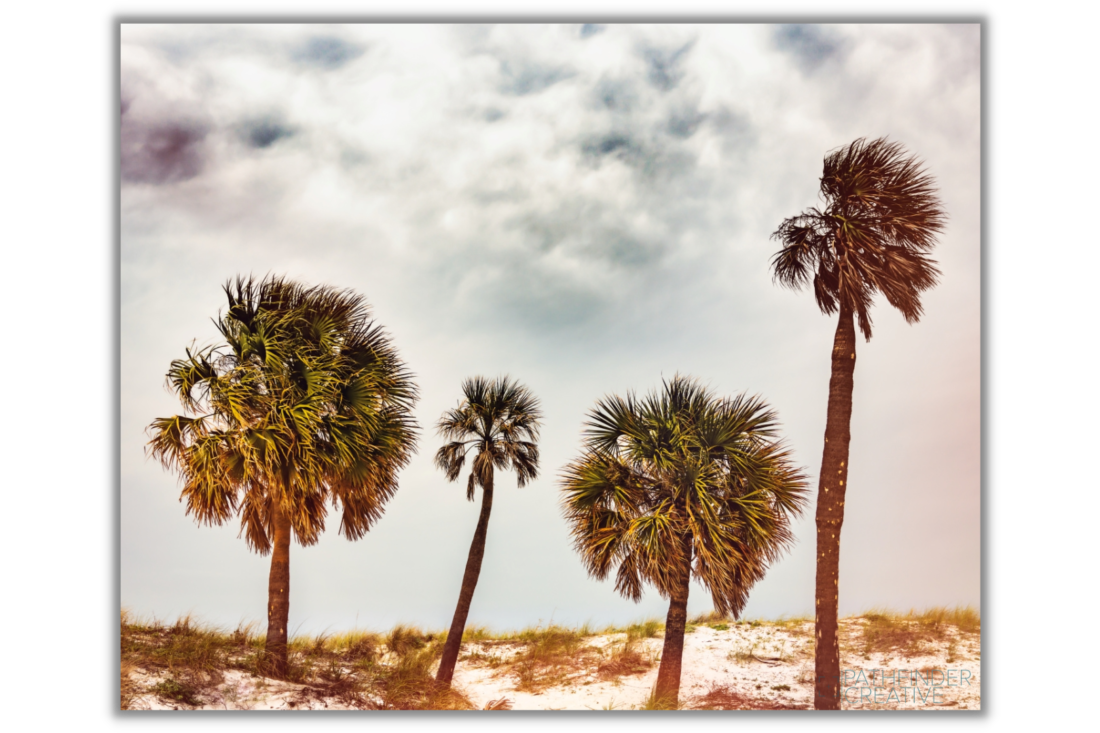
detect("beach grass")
[121,605,979,709]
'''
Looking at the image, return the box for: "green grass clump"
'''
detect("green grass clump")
[625,618,663,640]
[385,625,438,657]
[152,677,202,706]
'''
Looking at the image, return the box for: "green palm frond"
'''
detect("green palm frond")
[560,375,808,614]
[770,137,945,340]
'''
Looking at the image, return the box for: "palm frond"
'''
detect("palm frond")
[771,137,945,339]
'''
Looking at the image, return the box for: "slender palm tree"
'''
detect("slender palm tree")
[147,275,418,678]
[434,376,542,686]
[770,138,945,709]
[560,376,808,707]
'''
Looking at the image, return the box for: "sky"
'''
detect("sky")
[120,23,981,635]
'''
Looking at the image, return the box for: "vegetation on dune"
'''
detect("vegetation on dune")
[121,607,977,710]
[770,138,945,709]
[121,612,472,710]
[560,375,810,707]
[146,275,419,678]
[851,606,980,659]
[433,376,543,686]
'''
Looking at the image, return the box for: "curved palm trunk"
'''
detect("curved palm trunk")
[265,502,292,679]
[653,535,693,708]
[436,472,494,685]
[814,304,857,709]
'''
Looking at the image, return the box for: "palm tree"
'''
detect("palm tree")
[147,275,418,678]
[770,138,945,709]
[434,376,542,686]
[560,376,808,707]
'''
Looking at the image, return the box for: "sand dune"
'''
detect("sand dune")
[123,614,980,711]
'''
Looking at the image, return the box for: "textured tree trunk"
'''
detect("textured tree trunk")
[265,501,292,679]
[653,534,693,708]
[814,304,857,709]
[436,471,494,685]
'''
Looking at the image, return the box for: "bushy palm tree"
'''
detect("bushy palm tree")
[147,275,418,678]
[434,376,542,686]
[770,138,945,708]
[560,376,808,706]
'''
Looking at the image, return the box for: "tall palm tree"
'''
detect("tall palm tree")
[770,138,945,709]
[434,376,542,686]
[560,376,808,707]
[147,275,418,678]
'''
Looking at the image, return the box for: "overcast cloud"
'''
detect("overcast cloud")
[121,24,980,634]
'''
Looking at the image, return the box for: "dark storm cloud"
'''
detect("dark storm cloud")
[593,77,638,112]
[774,25,843,73]
[579,130,699,185]
[504,195,672,273]
[292,35,365,70]
[591,229,665,269]
[240,117,296,149]
[667,106,706,139]
[498,60,573,96]
[707,106,756,153]
[582,132,639,161]
[579,24,606,39]
[121,117,210,185]
[641,41,695,92]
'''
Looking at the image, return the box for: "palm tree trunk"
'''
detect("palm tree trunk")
[653,534,693,707]
[264,501,291,679]
[814,303,857,709]
[436,471,494,685]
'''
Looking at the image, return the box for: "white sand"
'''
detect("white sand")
[125,619,980,711]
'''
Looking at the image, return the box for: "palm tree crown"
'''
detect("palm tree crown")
[561,376,808,619]
[147,275,420,550]
[434,376,541,501]
[770,137,946,339]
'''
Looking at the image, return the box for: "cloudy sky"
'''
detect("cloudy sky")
[120,23,980,635]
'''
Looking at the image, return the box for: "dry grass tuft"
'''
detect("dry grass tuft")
[853,606,980,658]
[325,630,383,663]
[120,660,140,710]
[597,636,653,679]
[371,641,472,710]
[462,625,493,643]
[498,624,600,692]
[768,615,814,634]
[690,683,805,710]
[912,606,980,634]
[637,683,683,710]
